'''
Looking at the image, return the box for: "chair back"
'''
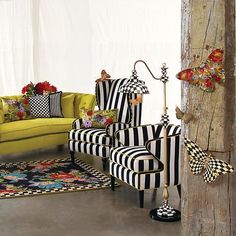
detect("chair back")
[95,79,142,126]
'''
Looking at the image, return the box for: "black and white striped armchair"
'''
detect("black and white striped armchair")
[68,79,143,170]
[110,124,181,208]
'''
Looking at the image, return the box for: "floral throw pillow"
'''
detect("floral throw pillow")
[3,98,32,122]
[81,109,118,128]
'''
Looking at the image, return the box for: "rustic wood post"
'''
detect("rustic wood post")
[181,0,236,235]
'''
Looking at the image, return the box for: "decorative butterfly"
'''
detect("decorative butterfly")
[176,49,225,92]
[130,94,142,106]
[95,69,111,83]
[184,138,234,183]
[175,106,193,124]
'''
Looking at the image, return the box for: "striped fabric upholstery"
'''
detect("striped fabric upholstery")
[115,124,181,146]
[69,128,112,146]
[69,78,143,163]
[95,79,142,126]
[109,124,181,190]
[110,162,166,190]
[110,146,161,172]
[69,140,110,158]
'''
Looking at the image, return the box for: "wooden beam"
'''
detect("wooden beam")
[181,0,236,235]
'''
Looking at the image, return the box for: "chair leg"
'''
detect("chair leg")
[139,190,144,208]
[70,151,75,163]
[57,144,64,152]
[102,158,108,171]
[111,176,115,191]
[177,184,181,198]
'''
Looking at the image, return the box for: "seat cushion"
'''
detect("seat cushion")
[69,128,112,146]
[0,118,75,142]
[110,146,161,173]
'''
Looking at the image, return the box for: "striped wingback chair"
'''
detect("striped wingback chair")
[109,124,181,208]
[68,79,142,170]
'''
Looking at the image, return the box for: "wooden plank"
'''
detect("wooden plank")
[181,0,236,235]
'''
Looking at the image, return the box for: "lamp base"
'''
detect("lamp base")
[149,200,181,222]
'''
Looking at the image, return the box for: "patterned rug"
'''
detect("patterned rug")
[0,158,112,199]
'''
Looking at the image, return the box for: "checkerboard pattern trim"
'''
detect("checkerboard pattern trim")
[0,159,114,199]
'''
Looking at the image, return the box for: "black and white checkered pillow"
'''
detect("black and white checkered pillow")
[29,95,50,118]
[49,92,63,117]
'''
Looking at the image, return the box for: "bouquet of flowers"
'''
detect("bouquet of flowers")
[22,81,57,98]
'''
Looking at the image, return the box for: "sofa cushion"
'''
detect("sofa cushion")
[29,95,50,118]
[69,128,112,146]
[110,146,160,173]
[61,94,75,118]
[49,92,63,117]
[0,118,75,142]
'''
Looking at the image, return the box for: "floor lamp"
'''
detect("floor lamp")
[119,61,181,222]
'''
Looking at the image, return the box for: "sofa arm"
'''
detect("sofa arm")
[105,122,131,138]
[72,119,83,129]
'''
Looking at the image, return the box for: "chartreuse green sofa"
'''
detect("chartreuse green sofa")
[0,92,96,155]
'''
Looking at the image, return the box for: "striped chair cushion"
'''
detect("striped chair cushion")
[69,128,112,146]
[110,162,170,190]
[69,140,110,158]
[110,146,161,172]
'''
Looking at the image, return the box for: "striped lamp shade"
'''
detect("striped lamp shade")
[119,73,149,94]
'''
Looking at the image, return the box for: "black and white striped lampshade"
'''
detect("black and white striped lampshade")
[119,75,149,94]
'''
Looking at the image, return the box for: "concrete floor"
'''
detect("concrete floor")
[0,146,181,236]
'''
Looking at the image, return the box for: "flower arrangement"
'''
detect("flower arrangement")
[21,81,57,98]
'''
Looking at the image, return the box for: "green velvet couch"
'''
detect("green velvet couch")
[0,92,96,155]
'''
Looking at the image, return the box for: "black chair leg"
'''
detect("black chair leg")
[177,184,181,198]
[70,151,75,163]
[57,144,64,152]
[139,190,144,208]
[111,176,115,191]
[102,158,108,171]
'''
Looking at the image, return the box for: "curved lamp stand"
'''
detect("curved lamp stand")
[120,61,180,222]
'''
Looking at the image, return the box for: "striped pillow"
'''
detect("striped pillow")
[49,92,63,117]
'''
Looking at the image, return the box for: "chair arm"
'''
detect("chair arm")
[72,119,83,129]
[145,133,181,163]
[114,124,157,146]
[105,122,131,138]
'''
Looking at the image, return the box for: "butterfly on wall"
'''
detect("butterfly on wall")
[184,138,234,183]
[176,49,225,92]
[130,94,142,106]
[95,69,111,83]
[175,106,193,124]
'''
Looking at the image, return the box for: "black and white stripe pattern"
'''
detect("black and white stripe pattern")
[109,124,181,190]
[69,79,143,163]
[115,124,181,146]
[49,92,63,117]
[69,128,112,146]
[110,146,161,172]
[95,79,142,126]
[69,140,110,158]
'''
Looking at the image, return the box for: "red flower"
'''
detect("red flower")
[35,82,44,94]
[16,111,25,120]
[87,110,93,116]
[50,85,57,93]
[105,118,113,125]
[208,49,223,63]
[22,98,29,105]
[205,78,213,88]
[211,74,221,82]
[50,172,75,179]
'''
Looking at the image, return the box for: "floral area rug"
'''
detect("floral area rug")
[0,158,112,199]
